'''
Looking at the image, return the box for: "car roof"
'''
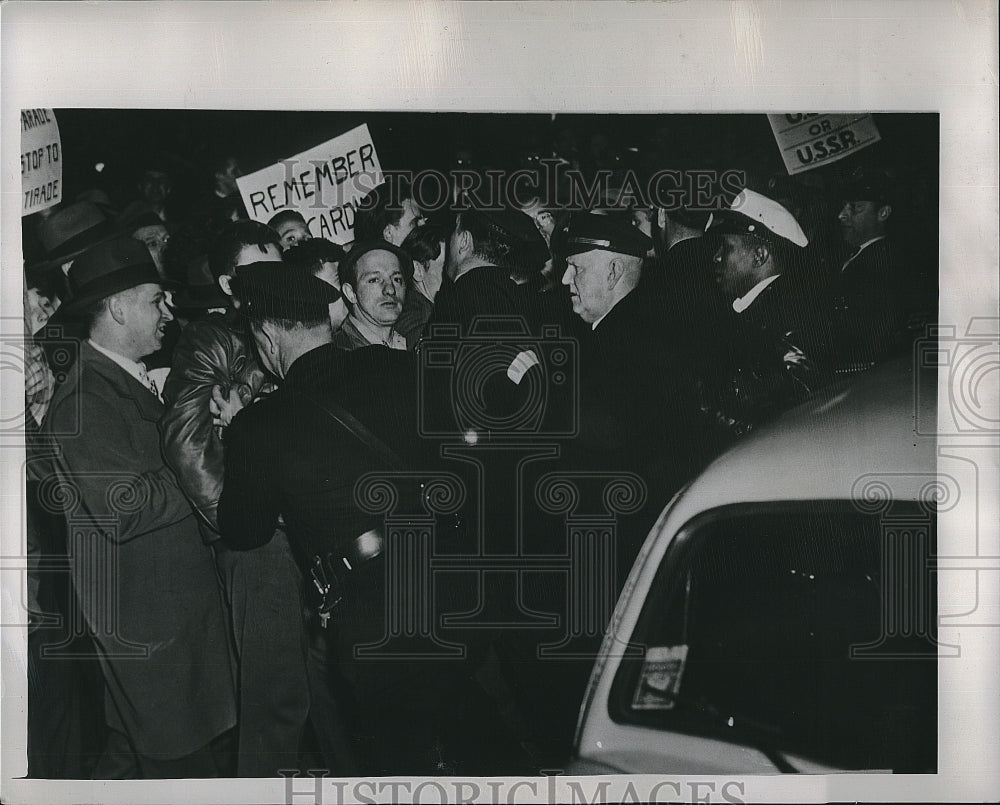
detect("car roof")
[663,356,935,528]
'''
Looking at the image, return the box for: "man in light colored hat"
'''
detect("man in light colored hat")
[42,236,237,777]
[707,187,831,432]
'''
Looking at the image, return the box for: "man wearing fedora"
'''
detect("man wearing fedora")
[42,236,237,778]
[707,187,832,433]
[830,168,908,369]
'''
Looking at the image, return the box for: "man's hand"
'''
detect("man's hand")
[210,384,246,429]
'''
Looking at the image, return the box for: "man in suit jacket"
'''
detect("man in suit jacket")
[831,171,908,369]
[43,237,237,778]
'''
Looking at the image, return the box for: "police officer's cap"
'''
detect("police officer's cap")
[563,211,653,258]
[463,205,546,247]
[708,188,808,248]
[233,261,340,322]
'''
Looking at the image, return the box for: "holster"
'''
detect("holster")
[308,528,385,627]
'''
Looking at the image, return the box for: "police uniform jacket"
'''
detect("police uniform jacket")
[43,342,237,759]
[217,344,423,561]
[714,272,833,432]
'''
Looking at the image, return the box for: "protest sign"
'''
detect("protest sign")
[21,109,62,215]
[236,123,382,244]
[768,113,881,175]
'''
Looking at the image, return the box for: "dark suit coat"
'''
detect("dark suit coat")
[829,238,908,368]
[218,344,424,561]
[395,287,434,350]
[43,342,236,758]
[424,264,528,338]
[575,288,729,503]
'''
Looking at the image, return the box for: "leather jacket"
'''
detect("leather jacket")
[160,311,267,537]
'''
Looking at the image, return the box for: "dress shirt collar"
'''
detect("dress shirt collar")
[732,273,781,314]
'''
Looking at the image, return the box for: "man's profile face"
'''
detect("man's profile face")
[121,283,174,358]
[24,287,56,335]
[132,223,170,273]
[837,199,888,247]
[712,234,758,300]
[349,250,406,326]
[445,219,467,279]
[276,219,311,251]
[385,198,424,246]
[561,249,615,324]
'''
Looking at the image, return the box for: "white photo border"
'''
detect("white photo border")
[2,1,997,803]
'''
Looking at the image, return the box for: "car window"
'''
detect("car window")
[610,502,937,772]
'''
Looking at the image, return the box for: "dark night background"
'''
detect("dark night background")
[24,110,939,274]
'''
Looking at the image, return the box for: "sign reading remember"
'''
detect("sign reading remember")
[236,123,383,244]
[21,109,62,215]
[768,114,881,175]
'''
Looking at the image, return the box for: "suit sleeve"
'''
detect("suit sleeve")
[217,406,281,550]
[159,320,232,531]
[47,391,196,543]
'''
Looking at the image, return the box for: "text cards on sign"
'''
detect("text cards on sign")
[236,123,383,245]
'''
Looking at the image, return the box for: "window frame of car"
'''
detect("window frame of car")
[606,498,938,773]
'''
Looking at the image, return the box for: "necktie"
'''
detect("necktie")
[137,362,161,402]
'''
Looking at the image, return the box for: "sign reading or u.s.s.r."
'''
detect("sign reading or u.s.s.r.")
[236,123,383,244]
[768,114,881,175]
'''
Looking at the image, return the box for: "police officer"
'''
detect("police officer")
[215,262,470,775]
[707,188,833,433]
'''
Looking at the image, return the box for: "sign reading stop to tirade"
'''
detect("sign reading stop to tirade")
[21,108,63,215]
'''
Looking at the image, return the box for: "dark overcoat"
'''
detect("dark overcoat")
[43,342,236,759]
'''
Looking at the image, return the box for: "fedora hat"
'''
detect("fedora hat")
[35,201,120,267]
[62,236,171,312]
[171,254,230,310]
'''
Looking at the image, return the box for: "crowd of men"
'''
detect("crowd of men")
[22,131,935,778]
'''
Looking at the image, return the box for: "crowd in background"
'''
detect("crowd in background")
[21,112,938,779]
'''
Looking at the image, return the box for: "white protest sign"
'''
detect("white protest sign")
[237,123,383,244]
[21,109,62,215]
[768,114,881,175]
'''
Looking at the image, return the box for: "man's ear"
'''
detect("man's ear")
[753,244,772,268]
[877,204,893,223]
[342,282,358,306]
[382,224,396,244]
[412,262,426,283]
[218,274,234,296]
[606,256,624,288]
[256,320,279,356]
[656,207,668,230]
[107,292,127,326]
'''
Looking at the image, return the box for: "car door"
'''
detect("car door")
[573,501,938,774]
